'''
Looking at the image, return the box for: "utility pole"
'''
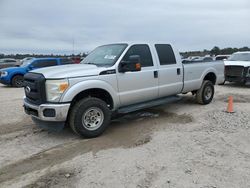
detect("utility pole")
[72,38,75,56]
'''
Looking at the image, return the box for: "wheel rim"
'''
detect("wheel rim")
[82,107,104,131]
[15,77,24,86]
[204,86,213,100]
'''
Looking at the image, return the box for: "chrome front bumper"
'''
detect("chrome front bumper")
[23,98,70,122]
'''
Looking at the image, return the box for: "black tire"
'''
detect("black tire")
[69,97,111,138]
[240,80,247,85]
[11,75,24,87]
[196,80,214,105]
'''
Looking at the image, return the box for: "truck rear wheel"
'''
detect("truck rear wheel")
[69,97,111,138]
[12,75,24,87]
[196,80,214,105]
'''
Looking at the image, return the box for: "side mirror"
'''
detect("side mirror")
[119,55,141,73]
[28,65,34,70]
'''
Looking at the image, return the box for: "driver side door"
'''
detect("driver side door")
[117,44,159,106]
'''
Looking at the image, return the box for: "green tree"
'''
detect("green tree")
[210,46,220,55]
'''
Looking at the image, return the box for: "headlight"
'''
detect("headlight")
[0,71,8,77]
[45,79,69,102]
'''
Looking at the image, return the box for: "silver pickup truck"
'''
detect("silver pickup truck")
[23,42,224,137]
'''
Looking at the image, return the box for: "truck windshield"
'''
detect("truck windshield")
[228,53,250,61]
[20,59,33,67]
[81,44,128,66]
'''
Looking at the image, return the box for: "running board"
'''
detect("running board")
[118,95,182,114]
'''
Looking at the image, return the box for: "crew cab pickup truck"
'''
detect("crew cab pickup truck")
[0,58,73,87]
[23,42,224,138]
[224,51,250,84]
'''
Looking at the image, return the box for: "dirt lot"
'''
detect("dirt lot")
[0,83,250,188]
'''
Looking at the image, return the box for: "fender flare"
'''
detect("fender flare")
[61,80,120,109]
[9,71,25,82]
[200,67,217,86]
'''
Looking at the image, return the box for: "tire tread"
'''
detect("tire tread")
[69,97,111,138]
[196,80,214,105]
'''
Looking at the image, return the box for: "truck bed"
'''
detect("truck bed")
[182,61,225,93]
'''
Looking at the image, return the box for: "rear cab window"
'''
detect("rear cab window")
[155,44,176,65]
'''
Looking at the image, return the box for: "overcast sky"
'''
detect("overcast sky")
[0,0,250,54]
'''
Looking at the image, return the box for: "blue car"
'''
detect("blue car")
[0,58,73,87]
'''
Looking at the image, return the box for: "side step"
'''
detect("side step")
[118,95,182,114]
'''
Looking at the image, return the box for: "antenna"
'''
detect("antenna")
[72,38,75,56]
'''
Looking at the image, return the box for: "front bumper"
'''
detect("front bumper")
[23,98,70,122]
[225,75,250,83]
[0,78,10,85]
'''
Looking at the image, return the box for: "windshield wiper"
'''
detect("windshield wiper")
[98,64,112,67]
[84,62,98,66]
[84,62,112,67]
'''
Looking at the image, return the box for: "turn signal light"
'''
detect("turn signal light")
[135,63,141,71]
[59,83,69,92]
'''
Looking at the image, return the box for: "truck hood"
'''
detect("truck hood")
[31,64,107,79]
[224,61,250,67]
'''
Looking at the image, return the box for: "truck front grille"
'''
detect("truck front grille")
[225,66,244,77]
[23,73,46,105]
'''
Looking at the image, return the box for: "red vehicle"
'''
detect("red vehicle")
[71,56,82,64]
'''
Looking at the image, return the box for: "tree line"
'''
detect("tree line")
[0,53,88,60]
[1,46,250,59]
[181,46,250,58]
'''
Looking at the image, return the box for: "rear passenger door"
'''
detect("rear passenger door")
[117,44,159,106]
[31,59,58,69]
[155,44,183,97]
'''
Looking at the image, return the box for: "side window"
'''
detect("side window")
[203,57,213,62]
[122,44,153,67]
[155,44,176,65]
[60,59,73,65]
[33,60,57,68]
[6,60,16,63]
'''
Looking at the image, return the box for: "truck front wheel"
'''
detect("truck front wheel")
[69,97,111,138]
[196,80,214,105]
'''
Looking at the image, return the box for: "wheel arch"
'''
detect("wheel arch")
[61,80,119,110]
[203,72,217,85]
[10,73,25,85]
[70,88,114,110]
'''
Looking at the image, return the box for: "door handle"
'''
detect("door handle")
[177,68,181,75]
[154,71,158,78]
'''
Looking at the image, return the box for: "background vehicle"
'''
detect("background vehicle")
[182,56,214,63]
[224,51,250,84]
[0,58,20,69]
[23,42,224,138]
[71,56,83,64]
[0,58,74,87]
[215,55,230,61]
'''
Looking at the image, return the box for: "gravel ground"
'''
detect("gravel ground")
[0,83,250,188]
